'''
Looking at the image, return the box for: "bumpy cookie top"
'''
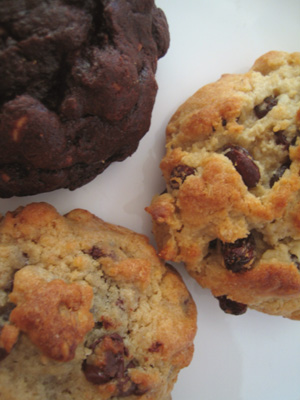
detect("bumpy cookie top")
[0,203,196,400]
[0,0,169,197]
[147,51,300,318]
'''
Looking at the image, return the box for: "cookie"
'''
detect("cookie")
[147,51,300,319]
[0,203,196,399]
[0,0,169,197]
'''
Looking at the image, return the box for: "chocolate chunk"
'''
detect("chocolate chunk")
[82,333,149,396]
[221,234,256,273]
[82,361,114,385]
[223,145,260,188]
[83,347,124,384]
[83,334,125,384]
[169,165,196,189]
[254,95,278,119]
[216,295,248,315]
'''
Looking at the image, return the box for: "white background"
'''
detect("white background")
[1,1,300,399]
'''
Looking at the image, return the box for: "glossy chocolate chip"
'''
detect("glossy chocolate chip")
[83,334,125,384]
[223,145,260,188]
[221,234,256,273]
[82,334,148,396]
[216,295,248,315]
[169,165,196,189]
[254,95,278,119]
[82,361,114,385]
[269,159,291,187]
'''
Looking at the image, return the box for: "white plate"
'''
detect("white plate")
[2,1,300,399]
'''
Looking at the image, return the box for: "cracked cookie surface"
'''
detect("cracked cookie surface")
[0,202,196,400]
[0,0,169,197]
[147,51,300,319]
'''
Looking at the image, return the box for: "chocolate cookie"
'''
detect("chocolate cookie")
[0,202,196,400]
[0,0,169,197]
[147,51,300,319]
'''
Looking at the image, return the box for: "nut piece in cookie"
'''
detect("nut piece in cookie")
[147,51,300,319]
[0,202,196,400]
[0,0,170,197]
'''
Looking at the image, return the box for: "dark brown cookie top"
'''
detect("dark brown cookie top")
[0,0,169,197]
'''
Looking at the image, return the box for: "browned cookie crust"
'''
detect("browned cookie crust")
[147,51,300,319]
[0,202,196,400]
[0,0,169,197]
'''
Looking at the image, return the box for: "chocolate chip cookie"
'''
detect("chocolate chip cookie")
[147,51,300,318]
[0,0,169,197]
[0,203,196,399]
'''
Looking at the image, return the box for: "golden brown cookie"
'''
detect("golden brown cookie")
[0,203,196,400]
[147,51,300,319]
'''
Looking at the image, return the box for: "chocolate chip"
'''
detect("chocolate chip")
[269,159,291,187]
[254,95,278,119]
[221,234,256,273]
[83,347,124,384]
[148,341,163,353]
[274,130,289,150]
[223,145,260,188]
[216,295,248,315]
[82,361,114,385]
[83,334,125,384]
[208,239,218,249]
[84,246,107,260]
[82,333,148,396]
[94,321,103,329]
[169,165,196,190]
